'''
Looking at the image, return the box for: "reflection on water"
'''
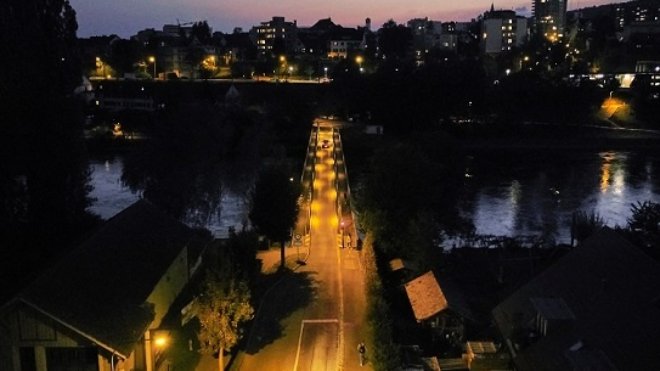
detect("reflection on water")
[461,151,660,244]
[87,157,248,238]
[90,151,660,243]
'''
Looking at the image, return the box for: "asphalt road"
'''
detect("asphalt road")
[231,122,371,371]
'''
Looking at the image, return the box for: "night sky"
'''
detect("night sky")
[70,0,619,37]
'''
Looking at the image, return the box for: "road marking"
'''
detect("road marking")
[292,319,339,371]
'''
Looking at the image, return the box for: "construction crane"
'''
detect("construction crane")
[176,19,194,27]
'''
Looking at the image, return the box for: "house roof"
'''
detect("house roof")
[405,271,447,321]
[19,200,199,357]
[467,341,498,355]
[310,18,340,32]
[492,228,660,371]
[404,271,474,322]
[389,258,407,272]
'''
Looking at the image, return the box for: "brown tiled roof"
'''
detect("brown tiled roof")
[405,271,448,321]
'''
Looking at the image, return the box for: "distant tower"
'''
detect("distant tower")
[533,0,567,42]
[365,18,371,31]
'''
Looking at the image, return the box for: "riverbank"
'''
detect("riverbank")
[449,123,660,151]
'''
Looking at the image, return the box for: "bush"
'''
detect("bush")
[363,234,401,370]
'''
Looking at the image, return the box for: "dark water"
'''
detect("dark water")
[88,157,249,238]
[460,150,660,243]
[88,151,660,243]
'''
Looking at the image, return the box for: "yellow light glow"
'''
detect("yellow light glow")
[311,201,321,212]
[330,215,339,228]
[328,189,337,200]
[355,56,363,64]
[148,56,155,63]
[600,162,611,193]
[311,215,320,228]
[154,336,167,348]
[279,55,286,62]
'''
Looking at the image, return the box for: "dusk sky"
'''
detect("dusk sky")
[70,0,618,38]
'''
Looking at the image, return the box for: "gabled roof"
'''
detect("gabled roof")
[404,271,473,322]
[310,18,340,32]
[492,228,660,371]
[18,200,197,357]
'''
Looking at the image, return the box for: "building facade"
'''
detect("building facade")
[0,201,208,371]
[533,0,567,42]
[482,10,528,54]
[250,16,299,57]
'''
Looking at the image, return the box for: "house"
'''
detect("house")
[0,200,209,371]
[404,271,474,341]
[327,27,364,59]
[492,228,660,371]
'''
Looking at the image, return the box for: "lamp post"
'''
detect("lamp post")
[279,55,286,79]
[324,66,328,79]
[355,56,363,73]
[148,56,157,79]
[145,330,169,371]
[340,220,345,249]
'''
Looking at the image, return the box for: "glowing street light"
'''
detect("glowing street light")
[95,57,104,77]
[355,56,364,72]
[154,336,168,348]
[148,56,157,79]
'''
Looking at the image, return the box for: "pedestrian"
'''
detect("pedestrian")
[357,341,366,366]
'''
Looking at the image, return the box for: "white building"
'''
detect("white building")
[481,10,528,54]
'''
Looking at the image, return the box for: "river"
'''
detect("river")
[460,150,660,244]
[88,150,660,243]
[88,156,249,238]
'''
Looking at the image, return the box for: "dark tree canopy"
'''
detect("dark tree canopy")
[0,0,95,300]
[249,166,300,268]
[378,20,412,61]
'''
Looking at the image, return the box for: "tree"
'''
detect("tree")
[191,21,212,45]
[249,167,300,269]
[107,38,142,75]
[185,46,207,78]
[194,272,254,371]
[378,20,412,61]
[570,210,605,246]
[627,201,660,250]
[0,0,96,300]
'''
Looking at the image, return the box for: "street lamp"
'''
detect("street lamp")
[145,330,169,371]
[148,56,156,79]
[355,56,364,72]
[95,56,106,78]
[324,66,328,79]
